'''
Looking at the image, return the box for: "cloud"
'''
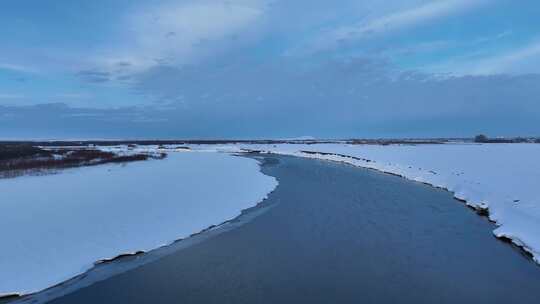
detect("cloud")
[98,1,267,69]
[469,42,540,75]
[3,64,540,139]
[123,55,540,137]
[298,0,487,54]
[76,70,112,83]
[0,103,166,139]
[381,40,455,57]
[0,63,38,74]
[116,61,132,67]
[427,41,540,75]
[3,53,540,139]
[74,0,270,87]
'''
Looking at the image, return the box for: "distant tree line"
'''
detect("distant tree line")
[474,134,540,143]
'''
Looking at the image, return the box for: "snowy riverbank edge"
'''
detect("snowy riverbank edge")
[236,145,539,265]
[0,153,278,298]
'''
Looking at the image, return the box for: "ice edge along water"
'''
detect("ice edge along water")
[0,151,278,297]
[184,143,540,265]
[300,151,540,263]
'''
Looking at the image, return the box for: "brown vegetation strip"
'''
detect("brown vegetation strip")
[0,144,166,179]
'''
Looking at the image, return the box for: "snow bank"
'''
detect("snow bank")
[0,152,277,296]
[189,143,540,263]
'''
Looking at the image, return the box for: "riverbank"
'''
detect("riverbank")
[0,152,276,297]
[20,154,540,304]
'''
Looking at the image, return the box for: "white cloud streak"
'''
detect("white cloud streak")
[471,42,540,75]
[304,0,487,53]
[0,63,38,74]
[428,41,540,76]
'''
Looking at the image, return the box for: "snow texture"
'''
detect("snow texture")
[0,152,277,296]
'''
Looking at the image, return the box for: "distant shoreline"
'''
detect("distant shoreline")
[1,135,539,148]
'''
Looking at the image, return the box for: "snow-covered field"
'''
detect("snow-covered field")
[3,142,539,296]
[0,152,277,296]
[184,143,540,264]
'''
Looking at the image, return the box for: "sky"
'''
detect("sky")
[1,0,540,139]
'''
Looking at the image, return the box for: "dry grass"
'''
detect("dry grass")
[0,145,166,179]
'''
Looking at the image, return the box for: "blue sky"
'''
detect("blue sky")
[1,0,540,139]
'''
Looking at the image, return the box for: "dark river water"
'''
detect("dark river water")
[25,155,540,303]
